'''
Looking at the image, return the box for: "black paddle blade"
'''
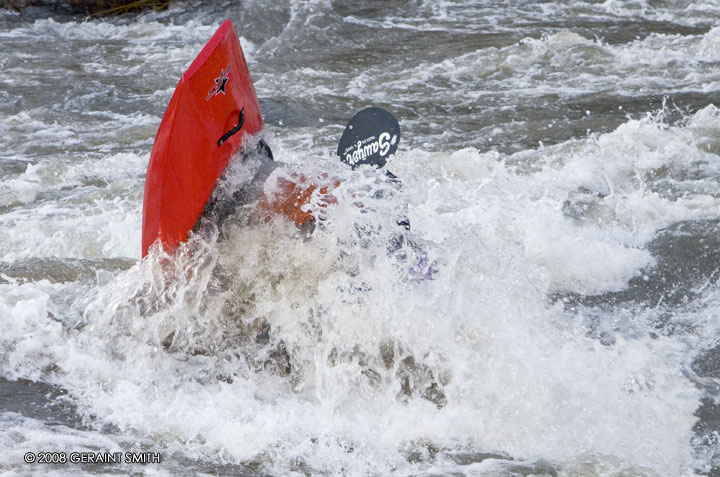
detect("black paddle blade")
[337,107,400,169]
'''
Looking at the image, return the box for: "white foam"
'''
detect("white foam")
[3,3,720,474]
[11,110,714,473]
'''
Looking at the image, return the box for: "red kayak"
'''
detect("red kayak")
[141,20,263,257]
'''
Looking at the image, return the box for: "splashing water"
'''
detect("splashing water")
[3,1,720,475]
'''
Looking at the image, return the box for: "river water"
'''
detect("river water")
[2,1,720,475]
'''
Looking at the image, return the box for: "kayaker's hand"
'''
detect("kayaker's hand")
[259,170,340,227]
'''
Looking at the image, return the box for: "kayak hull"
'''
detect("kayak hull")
[142,20,263,257]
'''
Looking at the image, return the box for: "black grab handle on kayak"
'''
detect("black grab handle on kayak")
[218,109,244,147]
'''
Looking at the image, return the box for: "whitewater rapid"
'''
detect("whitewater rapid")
[3,1,720,475]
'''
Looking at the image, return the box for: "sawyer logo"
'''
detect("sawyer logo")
[343,132,397,166]
[206,64,231,101]
[337,107,401,169]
